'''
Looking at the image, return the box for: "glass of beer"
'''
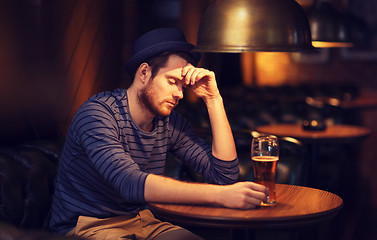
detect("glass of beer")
[251,135,279,206]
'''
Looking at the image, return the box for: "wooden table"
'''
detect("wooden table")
[149,184,343,230]
[256,124,371,144]
[309,96,377,110]
[340,97,377,110]
[256,124,371,186]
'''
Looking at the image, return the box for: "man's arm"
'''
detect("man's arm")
[181,64,236,161]
[145,174,267,209]
[168,110,238,185]
[204,95,236,160]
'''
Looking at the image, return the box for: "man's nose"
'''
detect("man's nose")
[173,86,184,99]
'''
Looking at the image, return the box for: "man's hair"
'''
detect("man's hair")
[132,51,196,80]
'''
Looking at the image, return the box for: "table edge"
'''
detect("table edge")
[149,203,343,229]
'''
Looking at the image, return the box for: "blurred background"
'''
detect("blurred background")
[0,0,376,239]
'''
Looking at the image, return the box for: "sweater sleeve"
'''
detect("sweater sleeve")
[72,101,148,202]
[168,111,239,185]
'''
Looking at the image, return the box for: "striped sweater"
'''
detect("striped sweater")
[49,88,239,234]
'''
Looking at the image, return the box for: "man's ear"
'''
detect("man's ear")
[136,62,151,84]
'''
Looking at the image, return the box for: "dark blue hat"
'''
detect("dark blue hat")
[125,28,201,75]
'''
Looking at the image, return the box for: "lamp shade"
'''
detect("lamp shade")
[307,2,353,48]
[194,0,314,52]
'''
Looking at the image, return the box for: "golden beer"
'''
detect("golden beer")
[252,156,278,206]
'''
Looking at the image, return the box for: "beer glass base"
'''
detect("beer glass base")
[260,201,277,206]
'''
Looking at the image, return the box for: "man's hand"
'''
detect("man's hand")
[216,181,268,209]
[181,64,220,101]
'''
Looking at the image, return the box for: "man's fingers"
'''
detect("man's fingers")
[181,63,194,78]
[182,66,195,85]
[244,181,268,192]
[182,65,213,86]
[239,191,264,209]
[246,188,268,202]
[188,68,201,85]
[196,70,212,82]
[242,181,268,201]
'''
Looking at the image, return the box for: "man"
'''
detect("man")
[49,28,267,240]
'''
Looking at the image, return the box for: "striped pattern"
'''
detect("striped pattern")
[49,88,239,234]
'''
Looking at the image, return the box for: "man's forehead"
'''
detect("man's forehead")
[159,61,187,79]
[155,55,191,82]
[164,71,187,85]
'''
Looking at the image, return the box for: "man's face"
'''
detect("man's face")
[138,54,188,117]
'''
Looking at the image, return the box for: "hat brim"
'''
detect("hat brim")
[125,41,201,75]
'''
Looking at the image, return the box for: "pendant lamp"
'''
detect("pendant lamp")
[194,0,314,53]
[306,1,353,48]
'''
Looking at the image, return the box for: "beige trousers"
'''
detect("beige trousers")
[66,209,183,240]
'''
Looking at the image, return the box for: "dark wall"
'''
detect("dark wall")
[0,0,132,143]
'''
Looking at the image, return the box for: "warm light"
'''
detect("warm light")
[307,2,354,49]
[223,6,251,44]
[255,52,292,86]
[295,0,315,9]
[312,41,353,48]
[328,98,341,107]
[240,52,255,86]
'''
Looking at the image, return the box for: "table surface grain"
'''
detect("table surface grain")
[148,184,343,229]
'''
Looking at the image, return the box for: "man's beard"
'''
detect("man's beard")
[138,77,174,117]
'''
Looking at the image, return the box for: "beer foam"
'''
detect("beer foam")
[252,156,279,162]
